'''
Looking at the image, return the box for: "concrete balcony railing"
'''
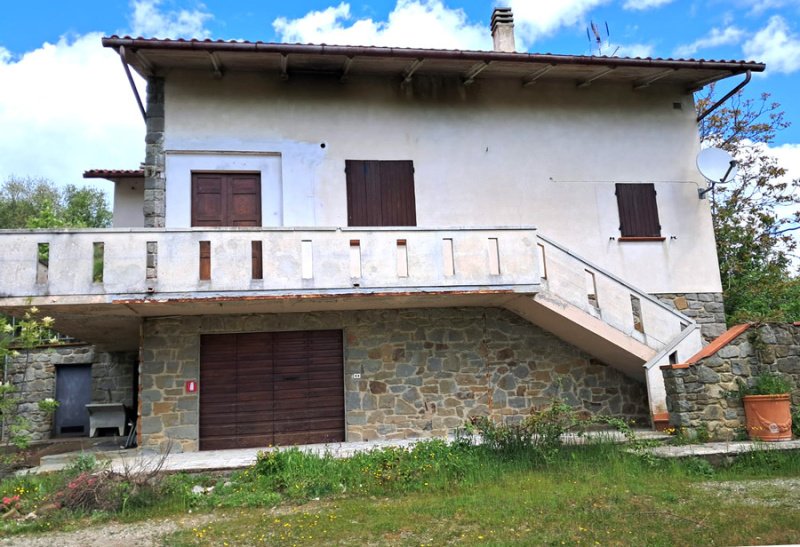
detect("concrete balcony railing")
[0,227,541,304]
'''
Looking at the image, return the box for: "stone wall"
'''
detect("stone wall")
[140,307,649,452]
[655,292,727,343]
[662,324,800,441]
[5,346,136,441]
[143,76,166,228]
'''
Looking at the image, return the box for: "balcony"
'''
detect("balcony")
[0,227,540,349]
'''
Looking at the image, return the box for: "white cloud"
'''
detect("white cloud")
[273,1,490,50]
[673,26,745,58]
[0,33,144,187]
[129,0,212,39]
[771,143,800,187]
[507,0,610,47]
[273,0,619,52]
[0,0,216,189]
[622,0,674,10]
[744,0,800,15]
[0,0,216,190]
[743,16,800,73]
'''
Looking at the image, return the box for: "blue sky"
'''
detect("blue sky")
[0,0,798,190]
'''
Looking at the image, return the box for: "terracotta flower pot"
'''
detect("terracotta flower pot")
[743,394,793,442]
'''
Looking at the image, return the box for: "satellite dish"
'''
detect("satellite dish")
[696,147,738,198]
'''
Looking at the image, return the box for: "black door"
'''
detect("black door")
[54,365,92,436]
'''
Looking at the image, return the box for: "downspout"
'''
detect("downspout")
[696,70,751,123]
[117,46,147,123]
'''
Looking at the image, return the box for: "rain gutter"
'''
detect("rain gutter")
[696,70,752,123]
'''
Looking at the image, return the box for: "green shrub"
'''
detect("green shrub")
[470,400,633,461]
[739,372,793,396]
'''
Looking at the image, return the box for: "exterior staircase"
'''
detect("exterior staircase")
[503,234,703,422]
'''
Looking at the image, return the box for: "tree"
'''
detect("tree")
[0,177,112,229]
[697,87,800,322]
[0,308,60,451]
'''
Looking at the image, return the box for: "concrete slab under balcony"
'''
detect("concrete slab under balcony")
[0,226,540,350]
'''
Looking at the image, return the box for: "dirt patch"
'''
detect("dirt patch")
[696,478,800,508]
[0,513,217,547]
[0,501,332,546]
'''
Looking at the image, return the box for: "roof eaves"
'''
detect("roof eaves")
[101,36,766,74]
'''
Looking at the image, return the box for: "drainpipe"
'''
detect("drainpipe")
[696,70,752,123]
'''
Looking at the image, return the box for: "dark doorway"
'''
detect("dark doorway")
[54,365,92,436]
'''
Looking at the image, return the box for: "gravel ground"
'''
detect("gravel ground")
[0,513,217,547]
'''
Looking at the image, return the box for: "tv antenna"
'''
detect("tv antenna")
[696,147,738,199]
[586,21,617,56]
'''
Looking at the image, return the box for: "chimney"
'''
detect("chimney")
[491,7,515,53]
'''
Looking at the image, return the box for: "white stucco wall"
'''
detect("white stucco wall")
[161,71,721,294]
[113,178,145,228]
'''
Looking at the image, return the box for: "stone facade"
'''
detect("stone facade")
[655,292,727,343]
[140,307,649,452]
[143,76,166,228]
[4,346,136,441]
[662,324,800,441]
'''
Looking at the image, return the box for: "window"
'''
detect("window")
[345,160,416,226]
[615,183,663,239]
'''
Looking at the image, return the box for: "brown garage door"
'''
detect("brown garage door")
[199,330,344,450]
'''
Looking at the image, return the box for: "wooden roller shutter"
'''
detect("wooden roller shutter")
[199,330,344,450]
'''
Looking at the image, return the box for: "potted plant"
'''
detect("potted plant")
[739,373,793,442]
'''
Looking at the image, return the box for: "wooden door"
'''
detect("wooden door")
[191,173,261,227]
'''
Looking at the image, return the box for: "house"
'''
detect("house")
[0,9,764,452]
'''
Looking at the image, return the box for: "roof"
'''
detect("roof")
[83,169,144,181]
[102,36,765,90]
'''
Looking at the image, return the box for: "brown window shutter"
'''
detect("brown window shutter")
[615,183,661,237]
[379,161,417,226]
[345,160,417,227]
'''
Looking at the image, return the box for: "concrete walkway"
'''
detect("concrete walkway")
[641,439,800,459]
[21,429,671,475]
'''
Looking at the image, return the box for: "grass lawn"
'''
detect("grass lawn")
[3,409,800,546]
[163,444,800,546]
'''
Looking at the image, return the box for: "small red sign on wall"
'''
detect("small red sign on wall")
[185,380,198,393]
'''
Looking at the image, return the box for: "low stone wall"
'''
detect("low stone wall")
[141,307,650,452]
[655,292,727,343]
[662,324,800,441]
[5,346,136,441]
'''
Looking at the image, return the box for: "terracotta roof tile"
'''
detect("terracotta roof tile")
[83,169,144,179]
[661,323,752,370]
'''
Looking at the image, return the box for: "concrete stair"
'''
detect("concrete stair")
[503,234,703,422]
